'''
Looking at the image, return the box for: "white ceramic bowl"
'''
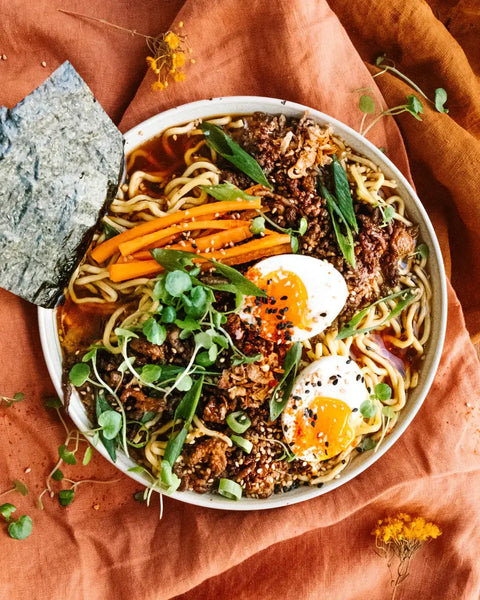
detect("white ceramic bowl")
[38,96,447,510]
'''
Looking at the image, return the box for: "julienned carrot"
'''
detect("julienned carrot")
[132,225,256,260]
[108,233,291,282]
[91,199,262,263]
[119,219,252,257]
[212,243,292,268]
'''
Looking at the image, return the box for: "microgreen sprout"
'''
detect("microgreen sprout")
[255,211,308,253]
[374,54,449,113]
[0,392,24,407]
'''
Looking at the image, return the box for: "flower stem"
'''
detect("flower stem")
[57,9,151,39]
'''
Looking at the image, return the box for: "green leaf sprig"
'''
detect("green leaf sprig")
[336,288,419,340]
[319,183,356,268]
[200,122,273,189]
[359,93,424,137]
[374,54,449,113]
[254,211,308,253]
[201,182,259,202]
[269,342,303,421]
[0,392,24,407]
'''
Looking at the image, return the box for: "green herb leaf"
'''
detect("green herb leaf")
[152,276,168,302]
[95,391,116,462]
[250,216,266,235]
[382,204,395,224]
[269,342,303,421]
[176,374,193,391]
[358,437,376,452]
[322,185,356,268]
[69,363,90,387]
[174,377,204,424]
[133,491,146,503]
[98,410,122,440]
[160,305,177,323]
[359,94,376,114]
[103,222,121,239]
[360,399,377,419]
[201,182,259,202]
[140,364,163,383]
[434,88,448,113]
[8,515,32,540]
[290,235,299,253]
[58,445,77,465]
[337,288,418,340]
[13,392,24,402]
[13,480,29,496]
[58,490,75,507]
[373,383,392,401]
[209,259,267,297]
[52,469,64,481]
[298,217,308,236]
[82,446,93,466]
[382,405,395,419]
[231,353,262,366]
[0,503,16,520]
[82,345,102,363]
[414,243,430,259]
[405,95,424,120]
[331,156,358,232]
[163,427,188,467]
[114,327,139,341]
[165,270,192,297]
[44,397,62,409]
[142,318,167,346]
[200,122,273,189]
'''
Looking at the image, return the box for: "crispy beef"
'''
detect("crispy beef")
[129,326,193,365]
[120,384,166,418]
[179,438,229,493]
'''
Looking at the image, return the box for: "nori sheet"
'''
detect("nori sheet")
[0,61,124,307]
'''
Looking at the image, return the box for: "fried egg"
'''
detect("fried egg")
[239,254,348,343]
[282,356,369,462]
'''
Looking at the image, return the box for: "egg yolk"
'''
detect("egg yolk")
[289,396,355,460]
[245,268,311,342]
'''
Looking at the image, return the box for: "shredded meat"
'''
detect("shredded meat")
[129,326,193,364]
[120,384,166,418]
[179,438,229,493]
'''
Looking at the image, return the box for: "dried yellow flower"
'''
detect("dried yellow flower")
[372,513,441,599]
[164,32,180,50]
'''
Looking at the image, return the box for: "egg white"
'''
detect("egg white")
[282,355,369,462]
[239,254,348,342]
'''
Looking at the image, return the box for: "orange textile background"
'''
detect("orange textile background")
[1,1,480,599]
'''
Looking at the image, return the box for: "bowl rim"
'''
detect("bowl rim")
[38,95,447,511]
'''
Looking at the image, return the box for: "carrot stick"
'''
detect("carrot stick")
[133,225,254,259]
[91,199,261,263]
[119,219,252,257]
[214,243,292,267]
[108,234,291,282]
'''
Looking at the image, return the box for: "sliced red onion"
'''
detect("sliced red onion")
[369,334,406,376]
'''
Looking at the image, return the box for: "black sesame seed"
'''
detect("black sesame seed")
[352,408,358,412]
[325,441,329,447]
[346,358,352,364]
[280,295,288,300]
[310,421,315,428]
[320,312,327,317]
[267,279,273,285]
[356,374,361,381]
[316,381,322,386]
[332,379,338,386]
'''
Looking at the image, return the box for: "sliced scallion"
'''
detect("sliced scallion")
[218,478,243,500]
[231,435,253,454]
[226,411,251,434]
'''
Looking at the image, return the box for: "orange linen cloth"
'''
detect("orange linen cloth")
[1,1,480,599]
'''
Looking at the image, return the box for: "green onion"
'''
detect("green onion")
[226,411,251,434]
[231,435,253,454]
[218,478,243,500]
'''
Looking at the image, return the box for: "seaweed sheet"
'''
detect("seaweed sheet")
[0,61,124,307]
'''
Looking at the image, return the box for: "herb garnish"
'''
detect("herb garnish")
[336,288,419,340]
[319,183,356,268]
[255,211,308,253]
[269,342,303,421]
[201,182,259,202]
[0,392,24,407]
[200,122,273,189]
